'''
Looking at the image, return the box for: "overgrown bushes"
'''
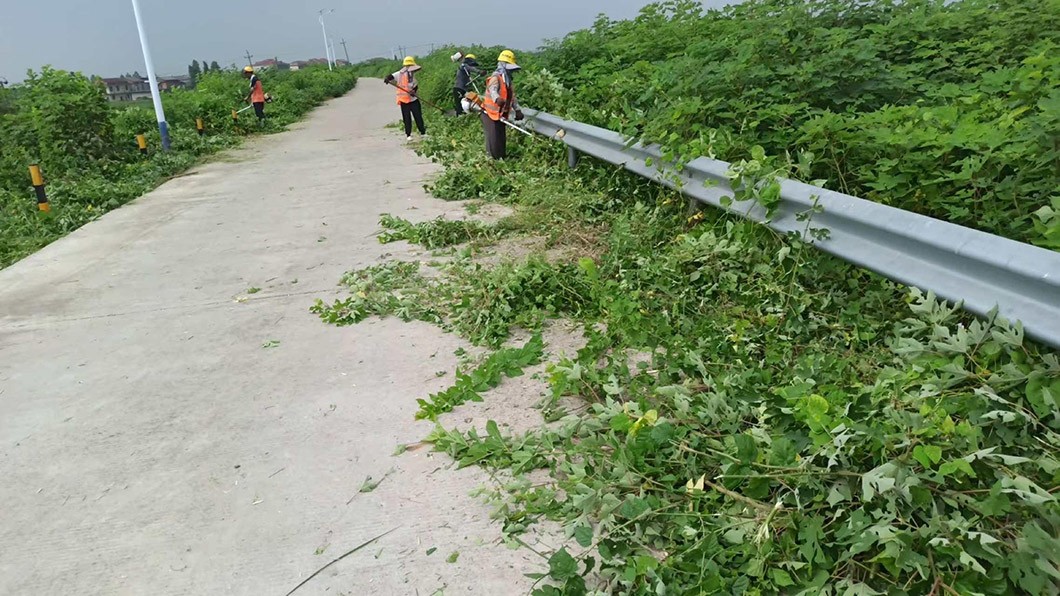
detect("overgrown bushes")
[525,0,1059,247]
[0,65,357,267]
[318,2,1060,592]
[351,0,1060,247]
[315,103,1060,593]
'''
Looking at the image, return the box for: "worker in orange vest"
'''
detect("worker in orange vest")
[384,57,427,141]
[242,66,267,126]
[480,50,524,159]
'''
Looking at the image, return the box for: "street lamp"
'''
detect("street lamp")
[130,0,170,150]
[318,9,335,71]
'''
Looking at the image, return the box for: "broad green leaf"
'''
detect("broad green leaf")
[574,525,594,548]
[771,569,795,586]
[913,445,942,468]
[803,394,831,430]
[486,420,502,442]
[862,462,898,501]
[938,459,976,479]
[548,548,578,581]
[734,433,758,463]
[959,551,987,575]
[619,496,651,519]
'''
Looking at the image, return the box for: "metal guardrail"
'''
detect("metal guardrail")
[523,109,1060,349]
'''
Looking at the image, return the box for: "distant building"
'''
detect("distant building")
[158,76,190,92]
[283,58,337,71]
[101,77,151,102]
[252,58,290,71]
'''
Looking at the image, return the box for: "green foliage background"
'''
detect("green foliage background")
[527,0,1060,248]
[350,0,1060,248]
[319,0,1060,593]
[0,65,357,267]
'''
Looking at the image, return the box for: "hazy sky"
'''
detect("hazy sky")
[0,0,729,82]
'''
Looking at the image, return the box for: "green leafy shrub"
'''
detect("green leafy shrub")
[522,0,1060,247]
[346,1,1059,246]
[326,11,1060,589]
[0,65,357,267]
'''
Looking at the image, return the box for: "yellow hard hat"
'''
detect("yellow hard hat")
[465,54,476,60]
[497,50,517,65]
[402,56,417,67]
[243,66,254,73]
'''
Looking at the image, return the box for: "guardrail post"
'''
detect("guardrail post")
[567,146,579,169]
[196,118,205,136]
[29,164,49,212]
[687,197,703,217]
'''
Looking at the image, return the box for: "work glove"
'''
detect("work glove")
[515,110,525,121]
[383,74,395,84]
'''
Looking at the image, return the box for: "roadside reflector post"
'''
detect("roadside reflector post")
[196,118,205,136]
[567,146,579,169]
[232,109,239,123]
[29,164,49,212]
[136,134,148,156]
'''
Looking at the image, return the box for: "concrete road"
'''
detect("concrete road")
[0,82,545,595]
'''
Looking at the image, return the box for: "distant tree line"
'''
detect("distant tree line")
[186,60,223,88]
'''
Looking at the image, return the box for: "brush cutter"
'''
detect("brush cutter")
[462,92,534,137]
[384,80,448,113]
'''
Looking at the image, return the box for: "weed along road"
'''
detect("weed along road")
[0,81,543,594]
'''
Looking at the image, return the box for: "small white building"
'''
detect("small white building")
[101,77,152,102]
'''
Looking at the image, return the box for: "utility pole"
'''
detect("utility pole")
[330,39,337,67]
[318,9,335,70]
[340,38,350,65]
[129,0,170,151]
[244,50,254,67]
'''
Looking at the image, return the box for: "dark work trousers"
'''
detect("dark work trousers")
[253,102,265,123]
[400,100,426,136]
[481,112,507,159]
[453,88,466,115]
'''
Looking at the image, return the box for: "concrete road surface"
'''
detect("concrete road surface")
[0,81,546,595]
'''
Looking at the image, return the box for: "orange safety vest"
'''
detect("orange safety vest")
[483,70,514,122]
[395,69,417,105]
[250,76,265,103]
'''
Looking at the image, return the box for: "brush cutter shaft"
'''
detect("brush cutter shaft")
[386,80,446,112]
